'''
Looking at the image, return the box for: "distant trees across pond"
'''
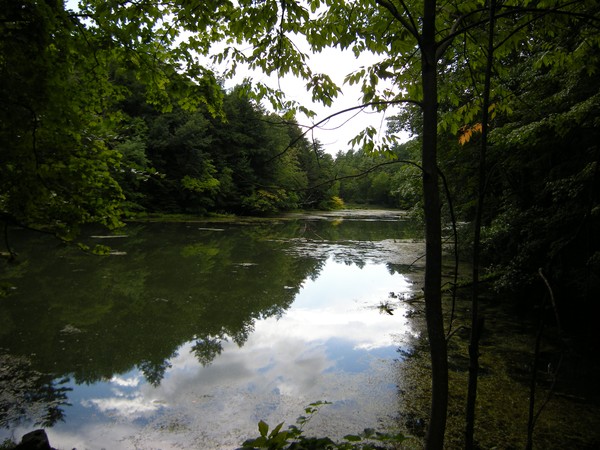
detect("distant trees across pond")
[114,78,417,216]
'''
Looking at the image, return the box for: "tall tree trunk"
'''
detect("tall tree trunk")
[465,1,496,448]
[421,1,448,448]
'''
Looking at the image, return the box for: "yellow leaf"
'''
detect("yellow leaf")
[458,123,482,146]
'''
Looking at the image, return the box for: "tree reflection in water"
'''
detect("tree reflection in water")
[0,352,71,428]
[0,211,420,447]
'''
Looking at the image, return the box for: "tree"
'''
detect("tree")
[0,0,125,240]
[293,132,337,209]
[425,2,600,446]
[116,82,320,215]
[0,0,224,241]
[478,3,600,330]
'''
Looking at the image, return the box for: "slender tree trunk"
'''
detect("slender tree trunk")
[465,1,496,448]
[421,1,448,448]
[526,309,544,450]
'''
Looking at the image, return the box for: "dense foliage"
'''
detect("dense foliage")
[115,81,339,215]
[0,0,125,240]
[333,139,422,209]
[429,3,600,333]
[0,0,343,241]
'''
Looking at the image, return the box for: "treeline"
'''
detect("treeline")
[107,74,420,215]
[334,143,422,209]
[113,75,427,215]
[0,1,345,240]
[113,79,340,216]
[114,73,422,215]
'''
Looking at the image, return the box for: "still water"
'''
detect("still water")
[0,210,424,449]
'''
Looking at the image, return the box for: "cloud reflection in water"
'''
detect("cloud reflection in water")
[48,258,415,449]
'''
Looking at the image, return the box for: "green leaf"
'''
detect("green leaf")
[248,436,268,447]
[296,415,308,425]
[269,422,285,438]
[270,431,289,445]
[258,420,269,438]
[343,434,362,442]
[92,244,111,255]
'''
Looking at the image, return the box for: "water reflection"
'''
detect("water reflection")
[0,213,422,448]
[45,259,412,449]
[0,352,71,428]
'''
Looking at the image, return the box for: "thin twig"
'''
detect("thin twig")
[265,99,421,163]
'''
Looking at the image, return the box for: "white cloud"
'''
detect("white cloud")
[110,375,141,387]
[81,394,161,419]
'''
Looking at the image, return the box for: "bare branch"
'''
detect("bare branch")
[374,0,420,41]
[307,159,423,191]
[265,99,422,163]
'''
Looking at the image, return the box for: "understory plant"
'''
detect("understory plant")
[240,401,411,450]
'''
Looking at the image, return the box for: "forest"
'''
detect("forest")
[1,0,599,449]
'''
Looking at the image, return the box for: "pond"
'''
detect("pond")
[0,209,426,449]
[4,210,599,449]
